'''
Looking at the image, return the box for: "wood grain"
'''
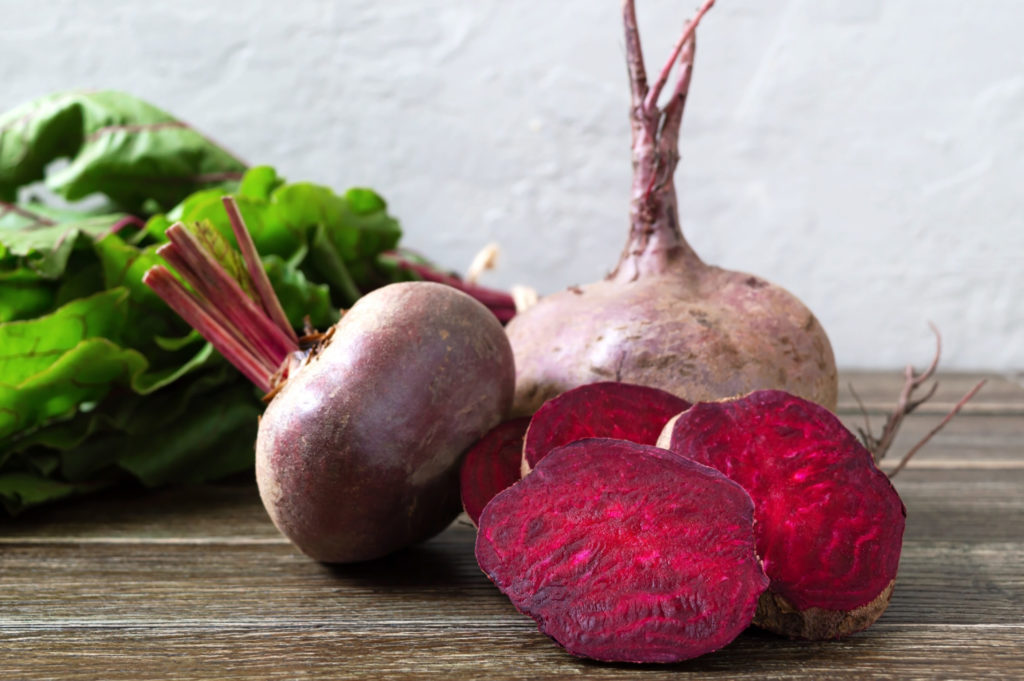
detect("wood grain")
[1,372,1021,680]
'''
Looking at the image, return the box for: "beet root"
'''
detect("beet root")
[657,390,906,639]
[256,281,515,563]
[521,381,690,475]
[459,418,530,526]
[476,438,769,663]
[504,2,837,416]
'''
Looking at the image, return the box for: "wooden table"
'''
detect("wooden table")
[2,372,1022,680]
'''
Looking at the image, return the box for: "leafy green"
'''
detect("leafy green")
[144,167,401,307]
[0,91,418,515]
[0,91,246,213]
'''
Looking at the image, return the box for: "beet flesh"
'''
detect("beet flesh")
[476,438,769,663]
[256,281,515,563]
[521,381,690,474]
[459,418,530,526]
[657,390,906,639]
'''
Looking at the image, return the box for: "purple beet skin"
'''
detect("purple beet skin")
[257,282,515,563]
[505,0,837,416]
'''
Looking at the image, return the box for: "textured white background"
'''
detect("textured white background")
[2,0,1021,370]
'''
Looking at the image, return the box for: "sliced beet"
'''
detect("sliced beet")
[459,418,530,526]
[476,438,768,663]
[658,390,906,639]
[521,381,690,474]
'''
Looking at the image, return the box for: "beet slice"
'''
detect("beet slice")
[521,381,690,474]
[658,390,906,639]
[459,418,530,526]
[476,438,768,663]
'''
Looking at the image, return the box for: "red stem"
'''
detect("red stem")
[163,225,297,364]
[612,0,714,282]
[221,196,298,344]
[389,255,517,311]
[142,266,275,392]
[642,0,714,113]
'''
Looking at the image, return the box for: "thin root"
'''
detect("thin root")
[852,325,986,477]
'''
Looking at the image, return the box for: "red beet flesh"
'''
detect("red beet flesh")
[658,390,906,639]
[476,438,769,663]
[460,418,530,525]
[521,382,690,474]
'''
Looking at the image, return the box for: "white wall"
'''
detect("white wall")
[2,0,1020,370]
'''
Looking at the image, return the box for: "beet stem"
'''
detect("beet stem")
[387,253,518,315]
[156,242,279,375]
[221,196,299,345]
[164,223,298,367]
[622,0,650,121]
[142,266,274,392]
[641,0,714,114]
[613,1,714,282]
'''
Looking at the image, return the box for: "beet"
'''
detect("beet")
[145,200,516,563]
[476,438,769,663]
[256,281,515,562]
[505,0,837,416]
[657,390,906,639]
[459,418,530,526]
[521,381,689,474]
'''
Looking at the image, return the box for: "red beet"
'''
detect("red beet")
[505,1,837,416]
[476,438,769,663]
[145,199,516,563]
[657,390,906,639]
[256,282,515,562]
[460,418,530,526]
[521,381,689,475]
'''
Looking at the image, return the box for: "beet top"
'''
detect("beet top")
[658,390,906,639]
[459,418,530,526]
[521,381,690,475]
[476,438,768,663]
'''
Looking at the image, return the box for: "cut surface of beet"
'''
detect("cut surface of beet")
[521,382,690,474]
[658,390,906,638]
[476,438,768,663]
[460,418,530,525]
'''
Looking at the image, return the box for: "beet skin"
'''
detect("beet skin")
[658,390,906,639]
[459,418,530,526]
[476,438,768,663]
[256,282,515,563]
[521,381,690,475]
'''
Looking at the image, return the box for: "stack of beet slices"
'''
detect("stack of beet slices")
[460,382,906,663]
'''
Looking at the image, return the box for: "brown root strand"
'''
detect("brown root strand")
[851,324,986,477]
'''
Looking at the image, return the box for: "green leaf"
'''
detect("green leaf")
[0,472,108,515]
[263,255,338,330]
[116,383,259,486]
[0,91,247,212]
[0,209,124,279]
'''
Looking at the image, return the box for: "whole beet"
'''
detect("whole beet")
[256,282,515,563]
[505,1,837,415]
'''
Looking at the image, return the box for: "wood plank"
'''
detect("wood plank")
[1,531,1021,626]
[1,624,1021,680]
[1,371,1019,680]
[835,371,1023,415]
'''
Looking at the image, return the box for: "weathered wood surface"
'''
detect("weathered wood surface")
[1,372,1022,680]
